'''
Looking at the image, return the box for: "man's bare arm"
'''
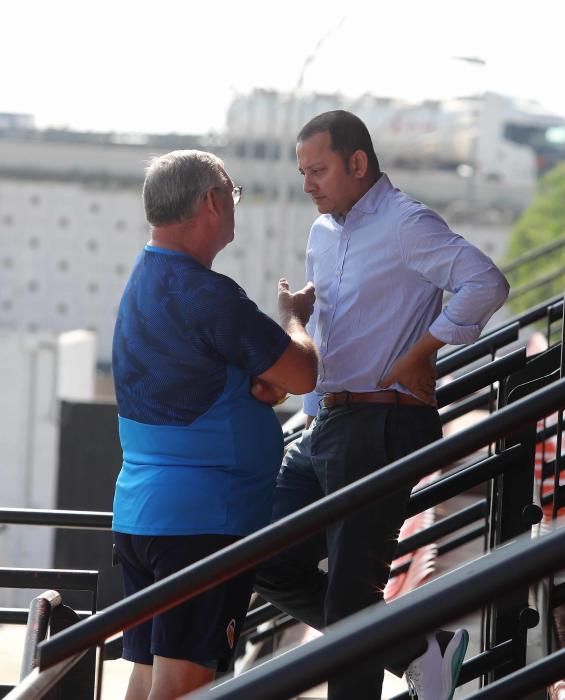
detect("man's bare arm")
[255,279,318,396]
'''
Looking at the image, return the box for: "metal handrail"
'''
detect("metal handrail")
[395,501,486,558]
[501,237,565,275]
[484,295,562,335]
[20,591,61,680]
[465,647,565,699]
[436,348,526,408]
[0,509,111,530]
[186,527,565,700]
[3,651,88,700]
[507,267,565,302]
[0,568,98,592]
[436,323,519,377]
[0,608,91,624]
[35,379,565,671]
[439,294,563,359]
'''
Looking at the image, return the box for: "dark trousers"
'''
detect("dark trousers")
[255,402,443,700]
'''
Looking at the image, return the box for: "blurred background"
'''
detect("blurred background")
[0,0,564,613]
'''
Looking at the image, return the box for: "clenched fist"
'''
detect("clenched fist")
[278,278,316,327]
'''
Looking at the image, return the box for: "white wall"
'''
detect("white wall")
[0,329,95,606]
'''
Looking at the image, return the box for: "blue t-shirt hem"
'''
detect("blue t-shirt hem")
[112,522,259,537]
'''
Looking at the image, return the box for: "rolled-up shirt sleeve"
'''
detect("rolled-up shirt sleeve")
[399,211,510,345]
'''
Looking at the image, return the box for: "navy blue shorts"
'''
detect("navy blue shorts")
[113,532,255,670]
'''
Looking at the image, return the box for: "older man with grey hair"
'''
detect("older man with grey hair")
[111,150,318,700]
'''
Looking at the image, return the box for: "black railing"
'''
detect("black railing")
[2,292,562,698]
[188,527,565,700]
[34,379,564,673]
[19,590,62,680]
[0,509,111,530]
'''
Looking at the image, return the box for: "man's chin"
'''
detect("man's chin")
[313,199,331,214]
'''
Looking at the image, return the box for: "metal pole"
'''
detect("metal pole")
[20,590,62,680]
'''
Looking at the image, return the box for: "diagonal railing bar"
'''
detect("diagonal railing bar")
[35,379,565,673]
[436,323,519,377]
[439,295,563,359]
[507,267,565,302]
[407,447,521,515]
[434,526,486,559]
[465,647,565,699]
[187,528,565,700]
[501,237,565,275]
[436,348,526,408]
[440,389,492,425]
[241,603,284,634]
[3,651,88,700]
[395,501,486,558]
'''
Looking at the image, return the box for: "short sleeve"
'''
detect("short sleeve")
[200,275,291,376]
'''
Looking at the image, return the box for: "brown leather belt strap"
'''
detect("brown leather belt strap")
[321,390,427,409]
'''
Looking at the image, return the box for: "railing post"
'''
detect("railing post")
[486,348,560,683]
[48,606,96,700]
[19,590,62,680]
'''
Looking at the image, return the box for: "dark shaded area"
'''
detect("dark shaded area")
[54,401,122,611]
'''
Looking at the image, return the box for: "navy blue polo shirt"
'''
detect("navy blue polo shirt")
[112,246,291,536]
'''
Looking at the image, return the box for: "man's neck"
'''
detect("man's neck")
[333,171,383,219]
[148,224,214,268]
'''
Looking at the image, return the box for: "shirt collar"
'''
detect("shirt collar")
[329,173,393,225]
[351,173,392,215]
[330,173,393,226]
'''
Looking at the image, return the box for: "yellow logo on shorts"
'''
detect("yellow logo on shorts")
[226,618,236,649]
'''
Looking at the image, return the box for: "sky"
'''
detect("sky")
[2,0,564,135]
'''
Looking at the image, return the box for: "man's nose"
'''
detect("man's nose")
[303,175,316,193]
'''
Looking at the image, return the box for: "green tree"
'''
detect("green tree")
[505,162,565,314]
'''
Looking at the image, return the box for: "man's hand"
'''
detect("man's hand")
[278,278,315,327]
[379,332,444,407]
[380,353,437,406]
[250,377,288,406]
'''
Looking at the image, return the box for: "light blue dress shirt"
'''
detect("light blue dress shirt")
[303,174,510,416]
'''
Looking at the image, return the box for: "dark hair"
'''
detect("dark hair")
[297,110,380,174]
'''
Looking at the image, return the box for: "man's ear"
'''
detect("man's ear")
[204,189,221,217]
[349,150,369,178]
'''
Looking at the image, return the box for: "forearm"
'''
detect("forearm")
[284,316,317,355]
[408,332,445,360]
[279,312,319,375]
[258,317,318,396]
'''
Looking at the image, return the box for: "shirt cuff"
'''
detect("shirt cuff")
[429,309,481,346]
[303,391,322,417]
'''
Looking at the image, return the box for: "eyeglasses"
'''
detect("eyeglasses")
[207,185,243,205]
[232,185,243,205]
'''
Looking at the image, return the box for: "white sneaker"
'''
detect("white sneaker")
[404,629,469,700]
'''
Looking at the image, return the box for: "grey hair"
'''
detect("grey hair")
[142,149,229,226]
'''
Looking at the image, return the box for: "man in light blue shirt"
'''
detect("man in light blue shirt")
[255,111,509,700]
